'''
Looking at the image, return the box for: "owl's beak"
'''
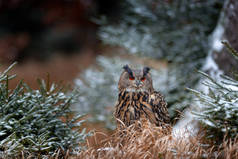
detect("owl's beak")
[135,80,142,88]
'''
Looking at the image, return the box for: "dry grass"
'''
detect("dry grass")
[3,123,238,159]
[218,137,238,159]
[76,122,238,159]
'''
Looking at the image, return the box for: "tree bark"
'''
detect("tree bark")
[213,0,238,76]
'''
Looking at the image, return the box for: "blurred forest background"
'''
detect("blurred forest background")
[0,0,228,124]
[1,0,238,152]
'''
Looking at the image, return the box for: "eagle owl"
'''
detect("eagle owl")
[114,65,170,128]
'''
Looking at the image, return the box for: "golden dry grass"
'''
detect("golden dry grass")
[4,123,238,159]
[76,122,238,159]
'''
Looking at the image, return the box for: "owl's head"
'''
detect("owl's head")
[118,65,154,93]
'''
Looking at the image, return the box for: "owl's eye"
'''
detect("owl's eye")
[140,77,146,81]
[129,76,135,80]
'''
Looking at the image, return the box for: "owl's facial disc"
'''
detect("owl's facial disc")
[127,71,147,91]
[120,65,153,93]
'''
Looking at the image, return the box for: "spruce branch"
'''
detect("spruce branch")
[0,63,88,158]
[222,41,238,60]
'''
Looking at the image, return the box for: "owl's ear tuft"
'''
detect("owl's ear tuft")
[123,65,133,77]
[123,65,129,70]
[143,67,150,76]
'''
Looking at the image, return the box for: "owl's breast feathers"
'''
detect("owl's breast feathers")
[114,90,170,127]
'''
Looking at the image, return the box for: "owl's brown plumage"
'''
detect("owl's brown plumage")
[114,65,170,128]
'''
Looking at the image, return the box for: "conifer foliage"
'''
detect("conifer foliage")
[0,63,87,158]
[189,42,238,142]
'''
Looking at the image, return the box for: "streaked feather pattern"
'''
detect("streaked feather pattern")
[114,90,170,128]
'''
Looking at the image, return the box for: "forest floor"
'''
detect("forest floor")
[74,122,238,159]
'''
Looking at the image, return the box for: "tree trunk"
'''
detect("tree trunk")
[213,0,238,76]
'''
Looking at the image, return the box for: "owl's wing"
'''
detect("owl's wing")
[143,91,170,126]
